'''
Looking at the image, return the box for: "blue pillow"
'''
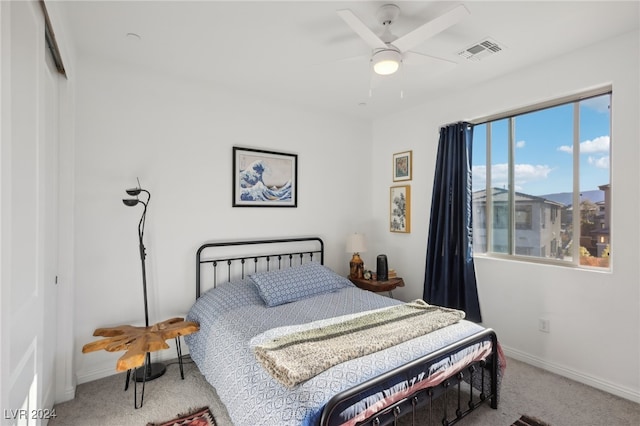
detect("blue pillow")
[249,262,353,307]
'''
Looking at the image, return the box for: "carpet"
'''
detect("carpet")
[147,407,216,426]
[512,415,551,426]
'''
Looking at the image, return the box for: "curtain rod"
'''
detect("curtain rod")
[468,85,611,126]
[440,121,472,130]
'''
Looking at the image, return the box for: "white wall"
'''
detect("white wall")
[370,30,640,401]
[73,56,373,382]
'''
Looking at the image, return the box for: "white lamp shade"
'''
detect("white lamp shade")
[372,49,401,76]
[346,233,367,254]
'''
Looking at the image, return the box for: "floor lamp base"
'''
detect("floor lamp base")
[133,362,166,382]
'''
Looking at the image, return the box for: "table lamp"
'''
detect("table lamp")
[346,233,367,279]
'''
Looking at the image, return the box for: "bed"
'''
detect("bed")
[185,237,503,426]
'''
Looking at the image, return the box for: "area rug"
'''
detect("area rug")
[512,414,551,426]
[147,406,216,426]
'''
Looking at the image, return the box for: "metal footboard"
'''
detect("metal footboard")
[320,329,499,426]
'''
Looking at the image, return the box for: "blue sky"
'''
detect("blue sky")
[472,94,610,196]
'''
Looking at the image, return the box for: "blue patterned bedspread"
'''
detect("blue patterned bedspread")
[185,279,487,426]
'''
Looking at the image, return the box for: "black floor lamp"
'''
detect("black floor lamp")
[122,183,166,382]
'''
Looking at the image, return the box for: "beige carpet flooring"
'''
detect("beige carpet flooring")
[50,357,639,426]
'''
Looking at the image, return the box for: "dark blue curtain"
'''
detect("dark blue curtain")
[423,122,482,323]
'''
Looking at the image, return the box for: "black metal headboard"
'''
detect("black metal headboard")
[195,237,324,299]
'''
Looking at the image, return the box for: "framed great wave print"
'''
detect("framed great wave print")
[233,147,298,207]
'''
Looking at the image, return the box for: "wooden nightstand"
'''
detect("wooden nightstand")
[349,276,404,298]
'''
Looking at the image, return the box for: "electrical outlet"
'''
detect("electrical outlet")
[538,318,550,333]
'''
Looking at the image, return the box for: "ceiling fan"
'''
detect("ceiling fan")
[337,3,470,77]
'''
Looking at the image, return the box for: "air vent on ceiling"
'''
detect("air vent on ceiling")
[458,38,505,61]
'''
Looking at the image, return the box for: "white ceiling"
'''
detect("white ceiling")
[58,1,640,120]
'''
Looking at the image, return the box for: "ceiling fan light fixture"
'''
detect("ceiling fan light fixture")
[372,49,401,75]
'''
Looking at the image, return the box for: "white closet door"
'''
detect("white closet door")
[1,1,60,423]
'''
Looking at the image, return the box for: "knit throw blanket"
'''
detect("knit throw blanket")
[253,299,465,388]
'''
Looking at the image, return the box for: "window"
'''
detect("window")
[515,205,532,230]
[471,89,611,269]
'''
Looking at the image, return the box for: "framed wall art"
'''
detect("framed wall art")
[393,150,412,182]
[233,147,298,207]
[390,185,411,233]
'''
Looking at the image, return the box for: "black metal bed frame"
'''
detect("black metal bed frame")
[194,237,498,426]
[196,237,324,297]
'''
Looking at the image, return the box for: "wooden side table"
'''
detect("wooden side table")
[349,276,405,298]
[82,317,199,408]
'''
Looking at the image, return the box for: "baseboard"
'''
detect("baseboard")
[55,385,76,404]
[76,348,190,385]
[77,364,119,385]
[502,345,640,403]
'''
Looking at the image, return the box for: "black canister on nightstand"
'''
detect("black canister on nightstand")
[376,254,388,281]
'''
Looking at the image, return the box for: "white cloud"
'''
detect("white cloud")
[514,163,552,182]
[557,135,609,154]
[588,155,609,169]
[516,140,526,148]
[580,136,609,153]
[472,163,552,190]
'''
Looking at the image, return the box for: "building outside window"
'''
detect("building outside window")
[471,89,611,269]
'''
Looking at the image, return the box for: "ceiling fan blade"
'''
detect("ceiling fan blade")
[310,53,367,69]
[392,4,470,53]
[337,9,387,50]
[402,51,457,73]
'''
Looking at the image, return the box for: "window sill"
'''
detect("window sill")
[473,253,611,273]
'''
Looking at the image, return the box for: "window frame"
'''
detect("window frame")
[470,86,612,269]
